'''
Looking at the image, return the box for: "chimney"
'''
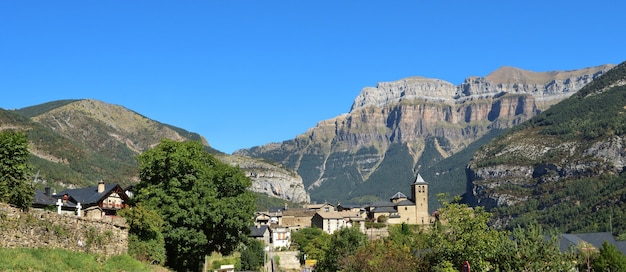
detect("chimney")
[97,180,105,193]
[44,187,51,196]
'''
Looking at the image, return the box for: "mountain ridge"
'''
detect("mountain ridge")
[1,99,310,203]
[236,63,614,206]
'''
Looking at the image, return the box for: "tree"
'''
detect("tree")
[501,223,573,271]
[240,238,264,271]
[341,239,427,272]
[316,226,368,272]
[291,227,330,263]
[118,204,166,265]
[427,201,511,271]
[133,140,256,271]
[592,241,626,271]
[0,130,33,210]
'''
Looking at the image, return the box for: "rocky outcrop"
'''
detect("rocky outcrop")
[468,132,626,210]
[219,155,310,203]
[237,65,612,203]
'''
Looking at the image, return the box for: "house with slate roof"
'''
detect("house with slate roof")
[365,173,431,225]
[559,232,626,255]
[32,187,77,215]
[33,180,129,219]
[57,180,129,219]
[249,225,271,246]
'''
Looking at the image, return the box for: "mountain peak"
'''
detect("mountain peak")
[485,64,615,85]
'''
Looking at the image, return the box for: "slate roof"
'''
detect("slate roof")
[33,190,60,206]
[413,173,427,184]
[559,232,626,255]
[371,206,397,213]
[249,225,270,238]
[390,192,407,200]
[395,199,416,206]
[32,190,77,208]
[58,184,125,206]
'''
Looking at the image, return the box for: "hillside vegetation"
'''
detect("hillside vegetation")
[468,61,626,236]
[1,100,212,190]
[0,248,165,272]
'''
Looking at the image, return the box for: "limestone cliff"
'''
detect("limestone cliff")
[236,64,613,204]
[219,155,310,203]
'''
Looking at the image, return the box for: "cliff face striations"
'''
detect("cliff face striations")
[236,64,613,204]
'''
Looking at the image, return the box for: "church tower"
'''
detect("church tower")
[411,173,429,225]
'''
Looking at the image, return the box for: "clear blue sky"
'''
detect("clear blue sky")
[2,1,625,154]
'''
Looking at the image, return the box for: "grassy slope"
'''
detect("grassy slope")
[0,248,168,272]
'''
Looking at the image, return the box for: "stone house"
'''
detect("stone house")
[33,180,129,219]
[271,226,291,249]
[249,225,271,246]
[311,211,366,234]
[281,208,316,231]
[366,173,431,225]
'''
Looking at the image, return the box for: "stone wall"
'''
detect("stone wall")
[0,204,128,257]
[272,251,301,271]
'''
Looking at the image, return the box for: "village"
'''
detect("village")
[22,172,626,272]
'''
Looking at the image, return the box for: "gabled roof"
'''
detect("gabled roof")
[369,201,396,208]
[32,191,77,208]
[390,192,407,200]
[559,232,626,255]
[371,206,397,213]
[33,190,60,206]
[59,184,127,205]
[315,211,345,219]
[282,208,316,217]
[249,225,270,237]
[413,173,427,184]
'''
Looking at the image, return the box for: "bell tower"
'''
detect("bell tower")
[411,173,429,225]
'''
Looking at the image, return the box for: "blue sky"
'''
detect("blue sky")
[2,1,625,154]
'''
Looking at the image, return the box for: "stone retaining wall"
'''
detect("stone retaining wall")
[0,204,128,257]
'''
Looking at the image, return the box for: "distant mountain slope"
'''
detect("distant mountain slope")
[236,64,613,208]
[467,61,626,235]
[2,99,310,203]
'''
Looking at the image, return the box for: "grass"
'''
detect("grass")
[0,248,167,272]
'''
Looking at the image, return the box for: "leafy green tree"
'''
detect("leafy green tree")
[118,204,166,265]
[0,130,34,210]
[316,226,368,272]
[427,201,511,271]
[592,241,626,272]
[134,139,256,271]
[291,227,330,263]
[240,238,264,271]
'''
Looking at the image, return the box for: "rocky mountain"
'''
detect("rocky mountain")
[219,155,310,203]
[1,99,310,203]
[236,64,613,206]
[467,62,626,235]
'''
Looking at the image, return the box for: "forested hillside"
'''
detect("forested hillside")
[468,61,626,237]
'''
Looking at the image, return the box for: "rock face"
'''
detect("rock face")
[219,155,310,203]
[465,61,626,228]
[236,64,614,204]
